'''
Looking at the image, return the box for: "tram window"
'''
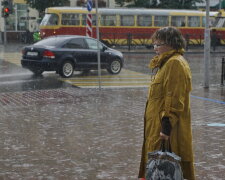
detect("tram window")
[62,13,80,25]
[209,18,215,27]
[120,15,134,26]
[137,15,152,26]
[188,16,200,27]
[101,15,116,26]
[82,14,96,26]
[211,17,221,27]
[40,13,59,26]
[171,16,185,27]
[154,16,168,27]
[214,18,225,28]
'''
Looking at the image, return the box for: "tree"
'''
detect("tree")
[25,0,70,17]
[157,0,204,9]
[77,0,106,7]
[115,0,204,9]
[115,0,126,7]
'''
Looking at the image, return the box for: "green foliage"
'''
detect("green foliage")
[157,0,203,9]
[115,0,125,7]
[115,0,204,9]
[25,0,70,16]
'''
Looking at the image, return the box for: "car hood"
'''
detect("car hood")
[107,48,123,58]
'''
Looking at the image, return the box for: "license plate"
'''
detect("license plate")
[27,51,38,56]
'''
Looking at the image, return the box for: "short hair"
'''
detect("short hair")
[151,26,186,50]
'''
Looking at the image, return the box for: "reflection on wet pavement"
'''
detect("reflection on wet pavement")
[0,44,225,179]
[0,87,225,179]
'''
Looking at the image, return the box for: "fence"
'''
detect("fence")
[99,32,223,51]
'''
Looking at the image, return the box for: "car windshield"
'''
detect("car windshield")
[34,36,67,47]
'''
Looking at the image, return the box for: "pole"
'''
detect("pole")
[221,57,224,86]
[204,0,210,88]
[95,0,101,89]
[4,17,7,45]
[0,2,2,44]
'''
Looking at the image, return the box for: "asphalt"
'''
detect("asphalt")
[0,43,225,180]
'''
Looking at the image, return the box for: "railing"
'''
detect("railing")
[100,32,224,51]
[221,57,225,86]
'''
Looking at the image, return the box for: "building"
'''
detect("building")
[0,0,40,42]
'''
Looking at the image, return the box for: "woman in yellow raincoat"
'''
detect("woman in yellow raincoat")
[138,27,195,180]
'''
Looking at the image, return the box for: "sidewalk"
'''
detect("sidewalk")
[0,86,225,179]
[0,42,225,179]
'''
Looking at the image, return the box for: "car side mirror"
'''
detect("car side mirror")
[102,46,107,51]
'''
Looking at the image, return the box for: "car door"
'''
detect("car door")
[84,38,108,68]
[63,38,91,68]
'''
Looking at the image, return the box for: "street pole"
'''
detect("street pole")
[0,2,2,44]
[204,0,210,88]
[4,17,7,45]
[95,0,101,89]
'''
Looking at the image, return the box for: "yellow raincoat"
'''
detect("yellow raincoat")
[138,49,195,180]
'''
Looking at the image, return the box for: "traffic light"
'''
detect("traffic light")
[1,0,12,18]
[3,7,9,17]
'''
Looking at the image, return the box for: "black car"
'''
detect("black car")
[21,35,124,78]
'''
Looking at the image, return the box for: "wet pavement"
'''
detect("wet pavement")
[0,43,225,180]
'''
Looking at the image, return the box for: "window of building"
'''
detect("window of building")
[4,3,28,31]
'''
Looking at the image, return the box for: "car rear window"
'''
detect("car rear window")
[34,37,67,47]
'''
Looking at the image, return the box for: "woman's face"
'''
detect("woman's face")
[153,40,173,55]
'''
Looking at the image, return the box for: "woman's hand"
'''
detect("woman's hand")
[160,132,169,140]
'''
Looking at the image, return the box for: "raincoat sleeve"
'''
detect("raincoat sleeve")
[161,58,190,127]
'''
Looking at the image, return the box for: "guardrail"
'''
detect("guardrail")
[221,58,225,86]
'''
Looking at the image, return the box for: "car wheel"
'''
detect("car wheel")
[30,69,44,75]
[59,60,74,78]
[107,59,122,74]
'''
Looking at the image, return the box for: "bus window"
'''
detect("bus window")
[120,15,134,26]
[154,16,168,27]
[40,13,59,26]
[188,16,200,27]
[171,16,185,27]
[62,13,80,25]
[137,15,152,26]
[101,15,116,26]
[82,14,96,26]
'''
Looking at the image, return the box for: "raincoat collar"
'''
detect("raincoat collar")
[149,49,185,69]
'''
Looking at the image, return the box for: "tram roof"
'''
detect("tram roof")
[47,7,218,16]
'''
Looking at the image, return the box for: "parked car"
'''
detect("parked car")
[21,35,124,78]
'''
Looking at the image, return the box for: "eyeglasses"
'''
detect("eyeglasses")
[153,43,166,48]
